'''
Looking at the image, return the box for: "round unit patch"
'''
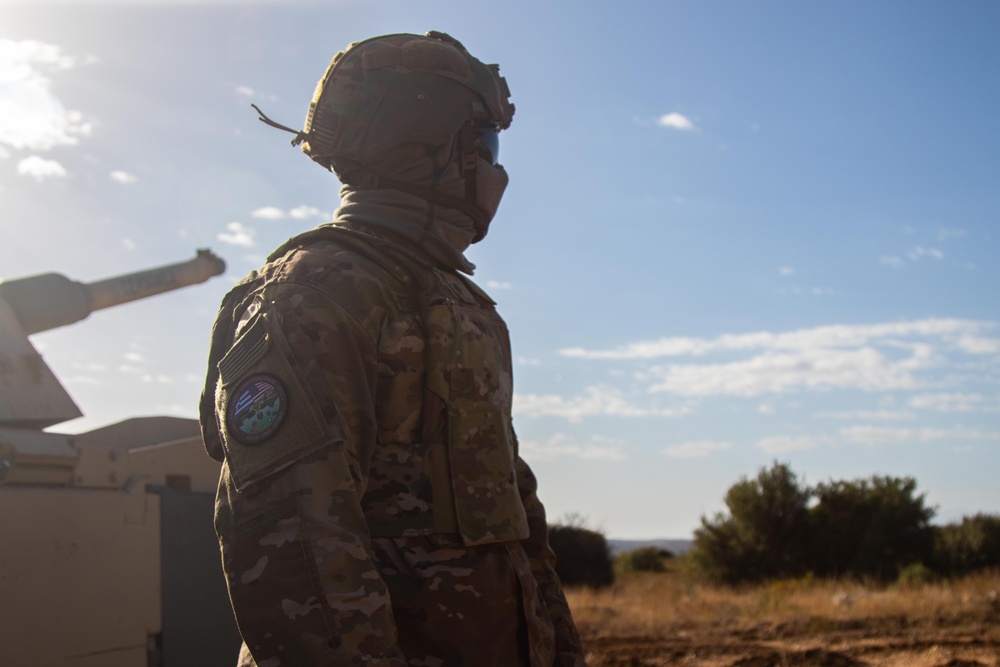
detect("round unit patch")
[227,373,288,445]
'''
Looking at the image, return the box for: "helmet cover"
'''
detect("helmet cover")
[301,31,514,175]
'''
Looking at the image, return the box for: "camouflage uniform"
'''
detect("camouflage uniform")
[200,221,585,666]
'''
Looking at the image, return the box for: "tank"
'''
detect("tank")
[0,250,243,667]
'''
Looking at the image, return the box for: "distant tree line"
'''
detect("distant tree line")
[690,462,1000,584]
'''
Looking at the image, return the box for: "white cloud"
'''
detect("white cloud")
[776,286,834,296]
[486,280,512,290]
[557,319,999,403]
[289,205,323,219]
[0,39,93,151]
[881,246,945,268]
[0,145,9,159]
[937,228,968,242]
[251,206,285,219]
[121,238,136,251]
[516,357,541,366]
[62,375,102,385]
[956,336,1000,354]
[561,319,990,360]
[757,436,819,454]
[907,246,944,261]
[17,155,67,180]
[647,346,930,397]
[909,393,999,414]
[779,266,795,276]
[663,440,731,458]
[818,409,914,421]
[218,221,256,247]
[249,205,326,220]
[519,434,626,462]
[70,362,106,372]
[109,170,137,184]
[840,425,1000,446]
[235,85,277,102]
[513,386,688,422]
[658,112,696,131]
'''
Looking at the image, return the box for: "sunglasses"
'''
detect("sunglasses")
[475,128,500,166]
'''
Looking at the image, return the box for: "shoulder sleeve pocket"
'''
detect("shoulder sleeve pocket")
[215,306,342,491]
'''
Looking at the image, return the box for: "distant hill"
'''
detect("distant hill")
[607,538,693,557]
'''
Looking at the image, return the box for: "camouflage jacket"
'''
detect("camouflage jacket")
[200,224,585,667]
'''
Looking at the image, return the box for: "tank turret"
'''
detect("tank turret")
[0,249,242,666]
[0,250,225,429]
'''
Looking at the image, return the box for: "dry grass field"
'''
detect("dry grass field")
[567,564,1000,666]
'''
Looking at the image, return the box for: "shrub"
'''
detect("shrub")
[896,562,936,587]
[690,462,811,584]
[548,517,614,589]
[809,475,935,581]
[618,547,667,574]
[691,463,938,584]
[931,513,1000,575]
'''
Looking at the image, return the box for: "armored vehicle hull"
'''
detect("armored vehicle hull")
[0,252,241,666]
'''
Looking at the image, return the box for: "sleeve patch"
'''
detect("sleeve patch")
[216,306,342,490]
[227,373,288,445]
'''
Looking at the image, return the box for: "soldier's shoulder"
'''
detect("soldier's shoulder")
[263,230,426,318]
[290,239,386,280]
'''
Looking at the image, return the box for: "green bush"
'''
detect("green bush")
[896,562,936,587]
[691,463,939,584]
[809,475,935,581]
[618,546,667,573]
[690,462,811,584]
[931,513,1000,575]
[548,517,614,589]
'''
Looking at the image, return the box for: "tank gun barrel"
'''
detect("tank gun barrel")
[0,249,226,335]
[85,249,226,312]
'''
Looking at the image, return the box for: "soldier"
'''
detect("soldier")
[199,31,585,666]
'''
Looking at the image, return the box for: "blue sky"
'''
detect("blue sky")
[1,0,997,538]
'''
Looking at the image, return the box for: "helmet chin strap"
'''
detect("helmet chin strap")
[459,119,478,205]
[342,120,493,241]
[250,104,308,146]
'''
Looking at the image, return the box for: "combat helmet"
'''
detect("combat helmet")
[254,31,514,241]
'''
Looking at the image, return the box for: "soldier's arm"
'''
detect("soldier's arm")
[213,281,407,667]
[515,454,587,667]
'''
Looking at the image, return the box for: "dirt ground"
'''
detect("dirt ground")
[581,612,1000,667]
